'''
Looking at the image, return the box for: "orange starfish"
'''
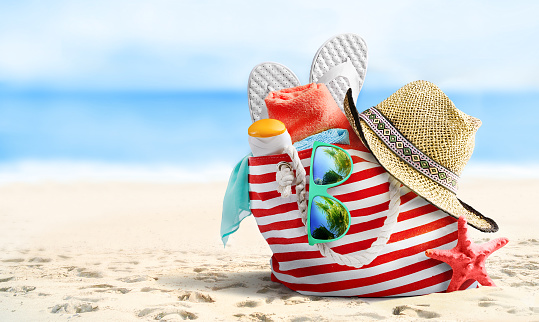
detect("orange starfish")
[425,216,508,292]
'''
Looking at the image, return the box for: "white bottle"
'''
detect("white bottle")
[248,119,293,157]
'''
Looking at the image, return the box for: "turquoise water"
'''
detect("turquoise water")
[1,89,538,181]
[0,91,251,166]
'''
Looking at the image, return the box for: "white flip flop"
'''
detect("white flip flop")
[247,62,301,123]
[309,33,368,111]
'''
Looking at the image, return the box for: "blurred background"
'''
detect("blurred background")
[0,0,538,183]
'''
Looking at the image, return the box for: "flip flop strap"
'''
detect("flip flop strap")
[317,59,361,105]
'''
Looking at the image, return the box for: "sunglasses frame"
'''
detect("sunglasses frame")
[307,142,353,246]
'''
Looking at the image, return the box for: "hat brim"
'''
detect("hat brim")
[343,89,498,233]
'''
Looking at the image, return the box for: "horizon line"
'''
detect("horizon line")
[1,159,539,184]
[1,87,539,96]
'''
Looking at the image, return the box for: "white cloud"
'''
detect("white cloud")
[0,0,537,91]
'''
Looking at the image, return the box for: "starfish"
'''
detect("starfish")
[425,216,509,292]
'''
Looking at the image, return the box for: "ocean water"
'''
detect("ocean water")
[0,89,538,182]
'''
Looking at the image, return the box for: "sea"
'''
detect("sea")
[1,89,538,183]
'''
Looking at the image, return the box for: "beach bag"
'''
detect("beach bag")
[248,143,478,297]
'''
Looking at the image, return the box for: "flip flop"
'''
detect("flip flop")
[247,62,301,123]
[309,33,368,111]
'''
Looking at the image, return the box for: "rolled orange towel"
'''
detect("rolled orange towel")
[264,83,364,148]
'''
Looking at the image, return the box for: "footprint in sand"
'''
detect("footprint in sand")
[0,286,36,293]
[283,296,310,305]
[500,268,517,277]
[256,287,271,294]
[51,302,98,314]
[234,312,274,322]
[179,291,215,303]
[211,282,247,291]
[512,262,539,271]
[138,307,160,317]
[110,287,131,294]
[28,257,52,263]
[1,258,25,263]
[140,286,172,293]
[138,306,197,320]
[157,312,198,321]
[118,275,157,283]
[519,238,539,245]
[0,276,14,283]
[478,297,498,308]
[393,305,440,319]
[126,260,140,265]
[476,296,533,315]
[193,268,207,273]
[84,283,114,289]
[288,317,318,322]
[283,296,323,305]
[84,284,131,294]
[256,283,287,294]
[510,281,537,287]
[77,269,103,278]
[194,271,228,283]
[236,300,263,308]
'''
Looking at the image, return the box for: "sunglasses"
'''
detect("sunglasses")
[307,142,353,246]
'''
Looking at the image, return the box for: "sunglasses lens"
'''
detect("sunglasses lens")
[312,146,352,185]
[309,196,349,241]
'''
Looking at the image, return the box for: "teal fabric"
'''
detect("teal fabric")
[220,129,350,246]
[220,153,252,246]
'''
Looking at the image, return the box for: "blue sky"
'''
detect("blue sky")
[0,1,538,92]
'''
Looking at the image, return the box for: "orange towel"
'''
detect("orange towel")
[265,83,364,147]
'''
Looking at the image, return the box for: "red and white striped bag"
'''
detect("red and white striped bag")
[248,143,478,297]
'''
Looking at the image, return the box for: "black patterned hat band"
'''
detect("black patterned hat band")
[359,107,459,194]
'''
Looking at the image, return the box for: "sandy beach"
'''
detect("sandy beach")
[0,179,538,321]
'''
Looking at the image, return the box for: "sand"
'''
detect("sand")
[0,179,538,321]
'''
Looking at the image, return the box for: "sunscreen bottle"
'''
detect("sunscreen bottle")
[248,119,293,157]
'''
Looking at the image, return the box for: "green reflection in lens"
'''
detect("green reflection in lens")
[309,196,349,240]
[312,146,352,186]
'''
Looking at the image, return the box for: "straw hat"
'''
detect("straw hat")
[343,80,498,232]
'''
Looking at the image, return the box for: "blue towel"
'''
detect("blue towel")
[293,128,349,151]
[220,129,349,246]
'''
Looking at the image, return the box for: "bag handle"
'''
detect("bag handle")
[281,145,400,269]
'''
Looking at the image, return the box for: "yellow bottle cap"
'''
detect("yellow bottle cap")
[248,119,287,138]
